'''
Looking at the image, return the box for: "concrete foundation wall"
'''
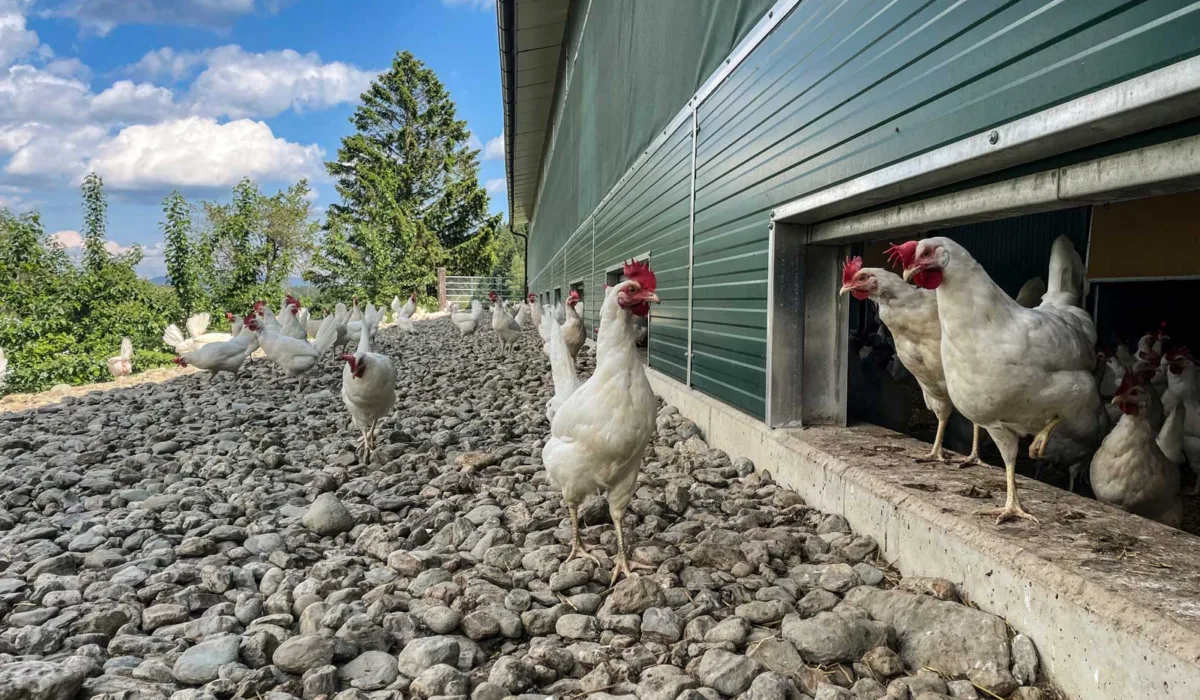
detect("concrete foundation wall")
[647,369,1200,700]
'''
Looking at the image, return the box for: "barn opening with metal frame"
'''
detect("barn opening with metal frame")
[496,1,1200,697]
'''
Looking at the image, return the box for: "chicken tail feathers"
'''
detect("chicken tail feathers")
[1158,402,1186,465]
[1043,236,1088,308]
[163,324,185,350]
[312,315,340,356]
[545,310,581,419]
[119,337,133,360]
[185,312,211,340]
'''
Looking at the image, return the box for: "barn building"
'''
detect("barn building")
[495,2,1200,699]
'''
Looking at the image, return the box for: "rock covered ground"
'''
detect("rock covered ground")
[0,320,1055,700]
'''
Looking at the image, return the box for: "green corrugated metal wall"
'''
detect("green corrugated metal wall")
[527,0,1200,420]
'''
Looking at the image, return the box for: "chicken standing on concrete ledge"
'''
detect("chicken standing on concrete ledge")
[896,235,1104,524]
[840,256,982,465]
[542,259,660,583]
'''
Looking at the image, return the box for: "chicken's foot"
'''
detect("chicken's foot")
[978,460,1039,524]
[565,505,601,566]
[957,424,982,468]
[609,514,652,585]
[1028,416,1062,459]
[914,418,949,463]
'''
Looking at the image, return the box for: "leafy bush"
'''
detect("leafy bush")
[0,181,184,395]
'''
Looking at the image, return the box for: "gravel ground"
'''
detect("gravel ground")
[0,319,1051,700]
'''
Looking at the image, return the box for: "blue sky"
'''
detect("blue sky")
[0,0,507,277]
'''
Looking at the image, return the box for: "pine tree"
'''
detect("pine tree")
[162,191,203,319]
[310,51,493,298]
[81,172,109,274]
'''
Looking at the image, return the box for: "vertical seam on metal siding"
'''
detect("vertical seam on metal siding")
[686,106,698,388]
[591,216,596,335]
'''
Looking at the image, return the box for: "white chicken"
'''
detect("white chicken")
[514,300,531,328]
[1090,374,1183,526]
[163,312,232,354]
[451,300,485,336]
[174,319,257,382]
[531,294,550,347]
[1137,323,1169,360]
[841,256,982,465]
[279,296,308,341]
[107,337,134,379]
[541,259,661,583]
[341,319,397,464]
[490,291,522,353]
[254,302,283,334]
[896,235,1103,524]
[347,302,381,345]
[1164,350,1200,493]
[248,312,339,394]
[398,291,417,320]
[561,290,585,362]
[543,310,581,423]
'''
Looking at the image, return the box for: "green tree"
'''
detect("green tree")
[162,190,204,319]
[81,172,109,274]
[310,51,492,299]
[201,178,318,313]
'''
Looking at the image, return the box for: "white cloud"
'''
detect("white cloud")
[485,177,505,195]
[49,0,266,35]
[0,6,40,69]
[6,124,108,177]
[482,135,504,161]
[186,45,376,119]
[51,228,83,247]
[467,132,482,150]
[45,57,89,79]
[127,47,206,82]
[90,80,178,124]
[84,116,324,190]
[441,0,494,10]
[51,228,166,275]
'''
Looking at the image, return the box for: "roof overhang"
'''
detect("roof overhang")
[497,0,569,227]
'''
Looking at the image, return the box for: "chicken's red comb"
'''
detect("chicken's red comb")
[1166,347,1192,361]
[885,241,919,269]
[253,300,265,310]
[842,256,863,286]
[623,259,656,292]
[568,289,580,302]
[488,290,498,299]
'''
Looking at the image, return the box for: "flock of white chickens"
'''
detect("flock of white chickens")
[843,235,1197,528]
[147,260,662,584]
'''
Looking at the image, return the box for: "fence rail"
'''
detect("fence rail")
[439,273,522,309]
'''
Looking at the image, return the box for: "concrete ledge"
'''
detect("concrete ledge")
[647,368,1200,700]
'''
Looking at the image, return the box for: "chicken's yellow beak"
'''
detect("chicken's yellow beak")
[902,266,918,282]
[839,285,853,296]
[644,292,661,304]
[1110,395,1123,405]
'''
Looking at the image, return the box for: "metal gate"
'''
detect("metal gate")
[441,274,520,309]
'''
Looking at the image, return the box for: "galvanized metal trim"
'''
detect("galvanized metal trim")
[809,133,1200,243]
[764,219,775,426]
[524,0,798,284]
[686,106,698,387]
[773,55,1200,226]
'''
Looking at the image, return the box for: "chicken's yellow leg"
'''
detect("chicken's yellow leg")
[978,428,1039,524]
[918,418,948,462]
[1029,416,1062,459]
[958,424,982,468]
[565,505,600,565]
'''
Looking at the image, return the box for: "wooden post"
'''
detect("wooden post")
[437,268,447,311]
